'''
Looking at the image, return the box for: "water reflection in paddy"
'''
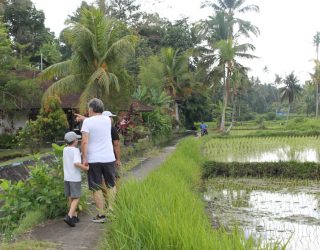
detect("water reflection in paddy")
[205,184,320,250]
[225,147,320,162]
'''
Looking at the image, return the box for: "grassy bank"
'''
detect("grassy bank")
[102,138,275,249]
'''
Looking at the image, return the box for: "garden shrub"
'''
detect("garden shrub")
[264,112,276,121]
[0,145,68,238]
[0,134,16,149]
[0,159,65,235]
[17,96,68,153]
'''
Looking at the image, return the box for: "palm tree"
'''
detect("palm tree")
[313,32,320,118]
[160,47,190,123]
[39,8,136,111]
[216,38,256,131]
[279,72,302,121]
[201,0,259,132]
[203,0,260,39]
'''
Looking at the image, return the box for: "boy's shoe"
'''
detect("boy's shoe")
[64,215,75,227]
[72,216,80,223]
[92,214,107,223]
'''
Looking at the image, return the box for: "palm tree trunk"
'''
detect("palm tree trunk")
[316,46,319,118]
[220,65,229,132]
[286,104,291,123]
[220,92,227,131]
[174,101,180,124]
[317,84,319,118]
[226,99,236,133]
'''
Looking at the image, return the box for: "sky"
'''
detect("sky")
[32,0,320,84]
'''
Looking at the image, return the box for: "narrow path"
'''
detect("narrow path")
[27,144,177,250]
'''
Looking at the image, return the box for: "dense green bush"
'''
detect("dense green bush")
[240,112,256,121]
[142,109,172,139]
[264,112,276,121]
[0,134,17,149]
[17,96,68,152]
[0,158,65,235]
[0,145,72,238]
[202,161,320,179]
[286,118,320,131]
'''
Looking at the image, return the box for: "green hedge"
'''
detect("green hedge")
[202,161,320,179]
[103,138,272,250]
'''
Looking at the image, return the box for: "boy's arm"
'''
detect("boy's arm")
[75,162,89,171]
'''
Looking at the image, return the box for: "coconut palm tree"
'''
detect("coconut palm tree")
[201,0,259,132]
[39,8,136,111]
[279,72,302,121]
[203,0,260,39]
[216,38,256,131]
[160,47,190,123]
[313,32,320,118]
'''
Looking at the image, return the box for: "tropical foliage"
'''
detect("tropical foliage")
[39,8,137,111]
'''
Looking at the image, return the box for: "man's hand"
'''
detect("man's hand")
[115,160,122,168]
[83,159,89,166]
[83,164,89,171]
[75,113,86,122]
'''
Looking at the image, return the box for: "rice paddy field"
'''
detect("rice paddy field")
[204,136,320,162]
[203,136,320,250]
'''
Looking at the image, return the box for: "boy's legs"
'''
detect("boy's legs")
[68,197,80,217]
[64,181,81,227]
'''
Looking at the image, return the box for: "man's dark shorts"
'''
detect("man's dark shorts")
[88,162,116,190]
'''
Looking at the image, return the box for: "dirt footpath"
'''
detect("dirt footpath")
[28,144,177,250]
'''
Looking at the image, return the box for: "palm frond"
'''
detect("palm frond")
[38,60,72,81]
[239,5,259,13]
[42,74,85,101]
[99,35,136,65]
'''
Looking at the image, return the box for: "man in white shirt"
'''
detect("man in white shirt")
[81,98,116,223]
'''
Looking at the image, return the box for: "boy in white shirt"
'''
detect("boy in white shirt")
[63,131,89,227]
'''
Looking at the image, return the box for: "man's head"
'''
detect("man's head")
[88,98,104,116]
[64,131,81,146]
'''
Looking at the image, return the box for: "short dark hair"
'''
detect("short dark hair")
[88,98,104,113]
[65,139,75,145]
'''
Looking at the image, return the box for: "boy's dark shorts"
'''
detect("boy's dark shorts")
[64,181,81,198]
[88,162,116,191]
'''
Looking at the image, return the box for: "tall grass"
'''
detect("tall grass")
[103,138,276,249]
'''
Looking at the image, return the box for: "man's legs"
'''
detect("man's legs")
[101,162,117,212]
[93,190,105,214]
[106,186,117,211]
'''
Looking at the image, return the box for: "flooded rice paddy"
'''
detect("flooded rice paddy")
[205,179,320,250]
[204,136,320,162]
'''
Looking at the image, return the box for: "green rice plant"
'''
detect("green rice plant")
[204,136,320,163]
[103,138,279,249]
[202,161,320,179]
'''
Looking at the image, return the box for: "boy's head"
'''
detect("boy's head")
[64,131,80,146]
